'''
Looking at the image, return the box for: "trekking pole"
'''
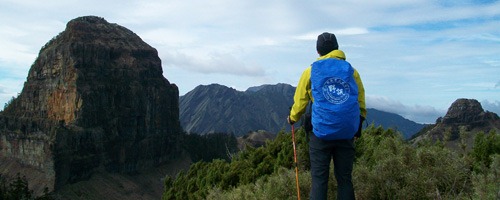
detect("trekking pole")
[291,125,301,200]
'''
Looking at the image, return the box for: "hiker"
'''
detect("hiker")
[287,32,366,200]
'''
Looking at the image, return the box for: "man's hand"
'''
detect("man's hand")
[287,115,295,125]
[354,116,365,138]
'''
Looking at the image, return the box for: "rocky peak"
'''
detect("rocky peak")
[6,15,171,128]
[0,16,181,193]
[412,98,500,145]
[441,98,499,127]
[245,83,295,96]
[44,16,151,50]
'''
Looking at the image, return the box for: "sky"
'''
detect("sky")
[0,0,499,124]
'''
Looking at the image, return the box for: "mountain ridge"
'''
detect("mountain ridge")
[180,83,426,138]
[366,108,426,139]
[180,83,295,135]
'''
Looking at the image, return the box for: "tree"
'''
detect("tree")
[0,173,53,200]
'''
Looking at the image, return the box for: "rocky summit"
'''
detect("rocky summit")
[440,98,499,126]
[0,16,182,194]
[412,98,500,145]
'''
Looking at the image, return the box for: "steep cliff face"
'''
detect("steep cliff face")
[0,16,182,193]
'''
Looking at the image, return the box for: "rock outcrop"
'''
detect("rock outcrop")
[237,130,276,150]
[412,98,500,143]
[0,16,182,193]
[440,98,499,127]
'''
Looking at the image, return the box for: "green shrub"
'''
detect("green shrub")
[472,154,500,199]
[164,126,500,199]
[206,167,311,200]
[163,129,309,200]
[0,173,52,200]
[354,126,470,199]
[470,130,500,172]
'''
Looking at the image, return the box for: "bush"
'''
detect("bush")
[206,167,311,200]
[163,129,309,199]
[470,130,500,199]
[164,126,500,199]
[183,132,239,162]
[472,154,500,199]
[0,173,52,200]
[470,130,500,172]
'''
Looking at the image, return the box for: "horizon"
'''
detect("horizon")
[1,0,499,124]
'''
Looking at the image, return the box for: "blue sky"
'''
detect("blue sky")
[0,0,499,123]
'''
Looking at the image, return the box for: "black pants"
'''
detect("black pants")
[309,133,355,200]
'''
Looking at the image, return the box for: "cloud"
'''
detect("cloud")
[481,100,500,115]
[162,50,265,77]
[366,95,446,124]
[496,81,500,88]
[0,84,19,111]
[336,27,370,35]
[294,27,370,41]
[0,86,5,94]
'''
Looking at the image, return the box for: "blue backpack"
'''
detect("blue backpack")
[310,58,360,140]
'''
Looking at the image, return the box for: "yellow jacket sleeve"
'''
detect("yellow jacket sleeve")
[354,69,367,118]
[289,66,312,122]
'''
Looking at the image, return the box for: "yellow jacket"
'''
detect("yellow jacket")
[289,50,366,122]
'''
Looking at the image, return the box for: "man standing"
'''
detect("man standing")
[288,32,366,200]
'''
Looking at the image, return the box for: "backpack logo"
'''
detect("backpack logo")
[322,77,350,104]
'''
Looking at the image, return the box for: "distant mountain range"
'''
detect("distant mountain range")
[180,83,295,135]
[365,108,426,139]
[180,83,426,139]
